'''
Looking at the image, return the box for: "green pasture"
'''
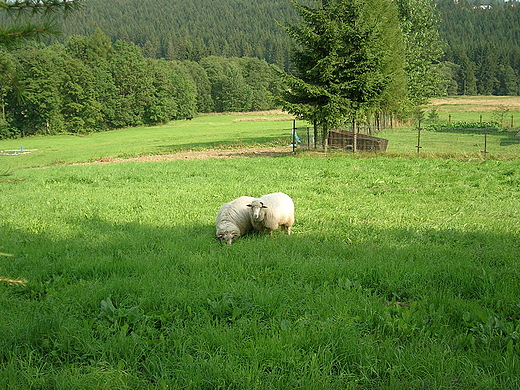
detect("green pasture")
[1,107,520,388]
[0,112,295,170]
[1,106,520,171]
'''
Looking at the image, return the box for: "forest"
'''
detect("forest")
[52,0,520,97]
[436,0,520,95]
[0,30,283,138]
[1,0,520,138]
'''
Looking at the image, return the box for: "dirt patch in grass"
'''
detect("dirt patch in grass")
[79,146,292,165]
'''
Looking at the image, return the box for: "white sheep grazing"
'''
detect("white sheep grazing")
[247,192,294,235]
[216,196,256,245]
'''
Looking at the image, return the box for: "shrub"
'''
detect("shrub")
[425,121,504,134]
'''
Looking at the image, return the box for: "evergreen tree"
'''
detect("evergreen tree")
[280,0,406,149]
[0,0,82,48]
[87,27,112,62]
[457,49,478,95]
[498,64,519,96]
[477,44,499,95]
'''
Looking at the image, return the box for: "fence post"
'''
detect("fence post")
[416,124,422,153]
[292,119,296,154]
[481,131,489,158]
[511,115,514,128]
[353,118,358,152]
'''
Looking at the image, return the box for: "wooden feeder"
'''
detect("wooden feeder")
[328,129,388,152]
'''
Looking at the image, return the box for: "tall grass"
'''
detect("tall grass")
[1,153,519,388]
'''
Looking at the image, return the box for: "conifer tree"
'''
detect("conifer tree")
[280,0,406,150]
[0,0,82,48]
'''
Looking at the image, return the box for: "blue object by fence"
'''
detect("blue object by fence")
[291,129,301,144]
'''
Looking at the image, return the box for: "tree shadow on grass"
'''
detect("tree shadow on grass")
[500,135,520,146]
[2,215,519,298]
[2,215,520,388]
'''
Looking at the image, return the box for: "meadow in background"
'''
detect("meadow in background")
[1,97,520,388]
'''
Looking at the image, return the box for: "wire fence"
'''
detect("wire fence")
[289,115,520,157]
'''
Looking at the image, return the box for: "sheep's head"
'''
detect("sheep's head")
[247,200,267,221]
[218,231,239,245]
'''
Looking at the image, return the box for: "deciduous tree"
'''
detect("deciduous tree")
[394,0,443,105]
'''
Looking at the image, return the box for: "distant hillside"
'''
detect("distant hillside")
[435,0,520,95]
[50,0,520,95]
[59,0,305,69]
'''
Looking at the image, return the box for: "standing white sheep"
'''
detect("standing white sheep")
[216,196,256,245]
[247,192,294,235]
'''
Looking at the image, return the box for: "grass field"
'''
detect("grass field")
[1,97,519,170]
[1,99,520,389]
[0,111,295,171]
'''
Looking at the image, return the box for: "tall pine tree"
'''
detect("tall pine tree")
[280,0,407,150]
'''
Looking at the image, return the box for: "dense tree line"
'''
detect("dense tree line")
[436,0,520,95]
[0,30,282,139]
[3,1,519,139]
[45,0,520,97]
[5,0,519,100]
[1,0,441,139]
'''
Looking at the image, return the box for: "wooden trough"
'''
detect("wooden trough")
[328,129,388,152]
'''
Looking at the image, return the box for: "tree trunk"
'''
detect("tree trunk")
[313,120,318,149]
[322,122,328,152]
[353,117,357,153]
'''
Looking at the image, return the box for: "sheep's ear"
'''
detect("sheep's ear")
[260,202,267,209]
[246,204,252,208]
